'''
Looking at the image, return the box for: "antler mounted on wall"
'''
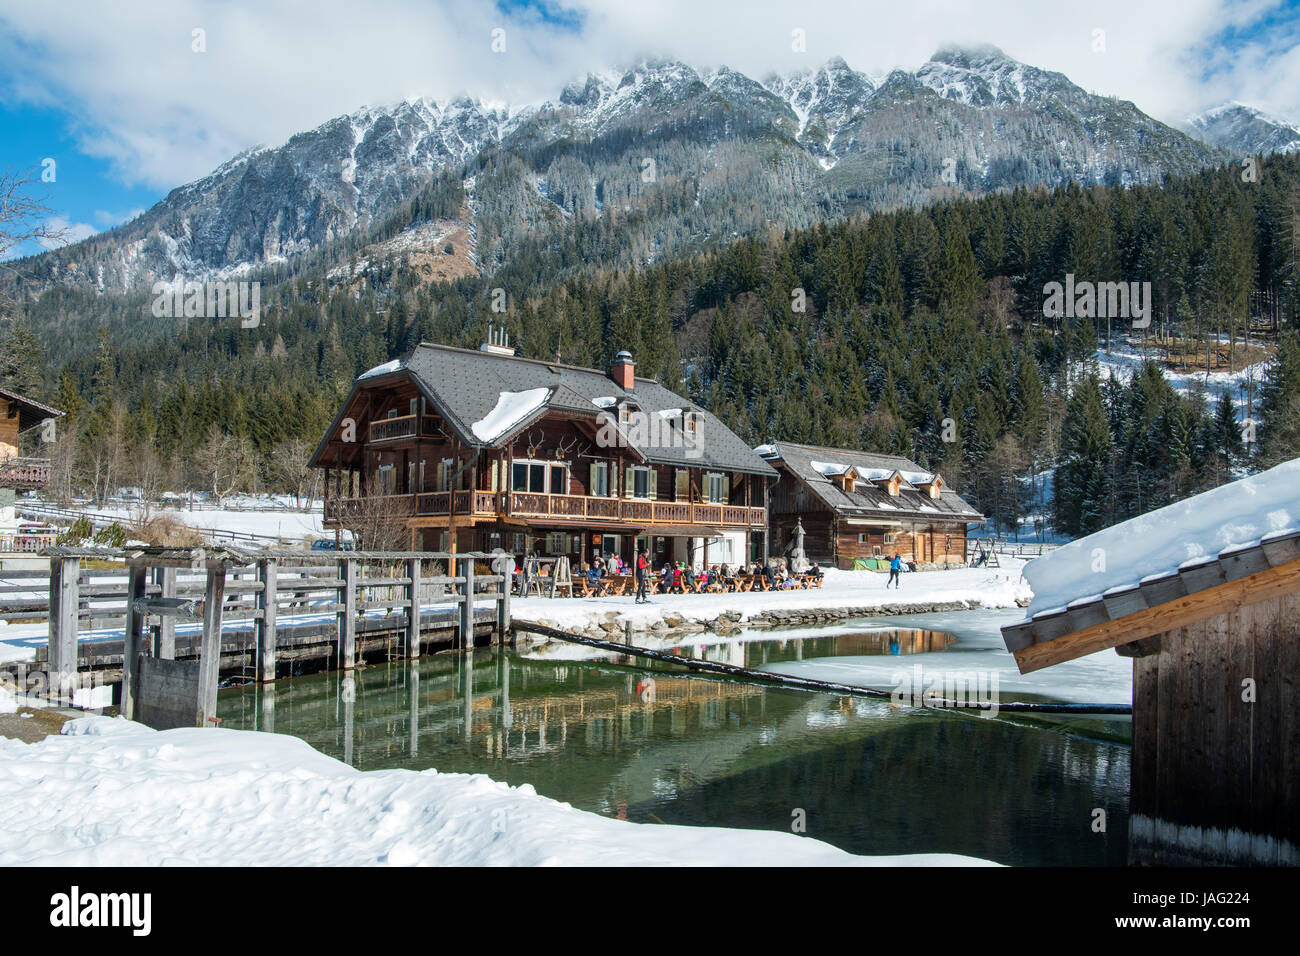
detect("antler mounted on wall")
[524,430,546,458]
[554,435,591,461]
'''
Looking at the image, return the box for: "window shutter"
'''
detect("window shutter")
[675,469,689,500]
[648,468,658,500]
[436,461,446,491]
[722,475,730,504]
[625,465,635,497]
[490,459,499,492]
[589,463,597,495]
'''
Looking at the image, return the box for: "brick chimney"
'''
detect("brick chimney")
[611,350,635,389]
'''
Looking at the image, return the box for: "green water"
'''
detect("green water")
[218,623,1130,865]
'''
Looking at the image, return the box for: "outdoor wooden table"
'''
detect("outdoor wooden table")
[605,574,631,595]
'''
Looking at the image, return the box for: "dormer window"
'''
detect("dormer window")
[683,411,697,435]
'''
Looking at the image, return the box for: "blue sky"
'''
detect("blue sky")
[2,0,1298,260]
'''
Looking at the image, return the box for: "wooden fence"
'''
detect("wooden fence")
[11,547,512,722]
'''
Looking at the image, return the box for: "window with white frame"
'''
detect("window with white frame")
[511,460,559,493]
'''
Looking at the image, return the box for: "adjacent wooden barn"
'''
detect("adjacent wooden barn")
[1002,461,1300,866]
[756,442,983,570]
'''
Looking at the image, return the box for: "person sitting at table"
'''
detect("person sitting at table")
[683,563,697,592]
[807,560,824,582]
[586,561,606,596]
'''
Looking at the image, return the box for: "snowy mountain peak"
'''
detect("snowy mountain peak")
[1187,102,1300,156]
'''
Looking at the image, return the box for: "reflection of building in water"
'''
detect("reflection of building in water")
[483,677,765,754]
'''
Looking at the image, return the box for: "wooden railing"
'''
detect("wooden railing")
[0,456,51,489]
[326,491,765,527]
[368,414,443,443]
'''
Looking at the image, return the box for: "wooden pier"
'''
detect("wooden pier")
[3,546,512,728]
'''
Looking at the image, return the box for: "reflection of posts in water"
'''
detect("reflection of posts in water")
[463,647,474,747]
[497,650,512,731]
[260,681,276,734]
[410,664,419,757]
[795,638,803,661]
[342,674,356,767]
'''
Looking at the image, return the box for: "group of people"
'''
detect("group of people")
[609,549,823,603]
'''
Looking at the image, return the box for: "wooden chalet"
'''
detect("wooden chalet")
[1001,461,1300,865]
[756,442,983,569]
[311,339,776,568]
[1,387,61,549]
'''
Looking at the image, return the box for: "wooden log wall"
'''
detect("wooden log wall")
[1128,590,1299,865]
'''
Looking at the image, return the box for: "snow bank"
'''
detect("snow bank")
[513,565,1031,634]
[0,718,994,866]
[471,388,550,442]
[1023,459,1300,617]
[0,687,16,715]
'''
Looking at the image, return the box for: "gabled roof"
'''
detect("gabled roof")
[0,386,63,432]
[1002,458,1300,673]
[321,344,777,477]
[758,441,983,522]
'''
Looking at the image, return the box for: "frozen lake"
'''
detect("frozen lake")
[218,609,1132,865]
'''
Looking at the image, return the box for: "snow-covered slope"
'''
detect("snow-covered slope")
[18,47,1227,293]
[0,717,994,866]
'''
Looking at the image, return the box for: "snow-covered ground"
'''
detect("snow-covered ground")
[0,717,994,866]
[511,562,1032,632]
[20,495,331,544]
[1092,341,1266,418]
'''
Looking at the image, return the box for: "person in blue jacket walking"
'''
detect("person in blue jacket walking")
[887,553,902,589]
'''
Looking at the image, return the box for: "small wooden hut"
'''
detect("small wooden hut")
[1001,461,1300,866]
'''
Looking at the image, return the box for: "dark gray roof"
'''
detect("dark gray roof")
[758,441,984,522]
[0,386,62,432]
[366,344,777,477]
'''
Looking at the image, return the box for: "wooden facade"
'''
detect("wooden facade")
[761,443,981,570]
[312,345,773,569]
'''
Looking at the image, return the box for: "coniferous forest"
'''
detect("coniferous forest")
[3,153,1299,541]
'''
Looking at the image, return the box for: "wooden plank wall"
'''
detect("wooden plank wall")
[1129,589,1299,865]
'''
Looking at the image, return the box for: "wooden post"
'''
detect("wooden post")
[460,555,475,649]
[155,567,176,659]
[406,557,422,659]
[121,564,147,719]
[197,564,225,727]
[48,555,80,697]
[257,558,278,682]
[494,555,510,642]
[340,557,357,669]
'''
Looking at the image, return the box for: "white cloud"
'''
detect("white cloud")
[0,0,1296,192]
[38,216,97,249]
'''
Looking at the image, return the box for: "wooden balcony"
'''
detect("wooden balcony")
[368,414,443,443]
[325,491,765,528]
[0,456,50,490]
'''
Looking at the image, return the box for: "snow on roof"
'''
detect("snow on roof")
[656,407,683,419]
[471,388,551,443]
[753,444,777,457]
[901,470,934,485]
[591,396,617,408]
[876,502,899,510]
[809,460,850,477]
[359,358,403,379]
[1023,459,1300,619]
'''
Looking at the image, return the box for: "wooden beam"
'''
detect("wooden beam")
[257,558,277,682]
[121,565,147,719]
[1013,556,1300,674]
[197,566,225,725]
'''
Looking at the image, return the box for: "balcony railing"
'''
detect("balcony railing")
[0,456,51,490]
[325,490,764,528]
[0,533,57,553]
[368,414,443,443]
